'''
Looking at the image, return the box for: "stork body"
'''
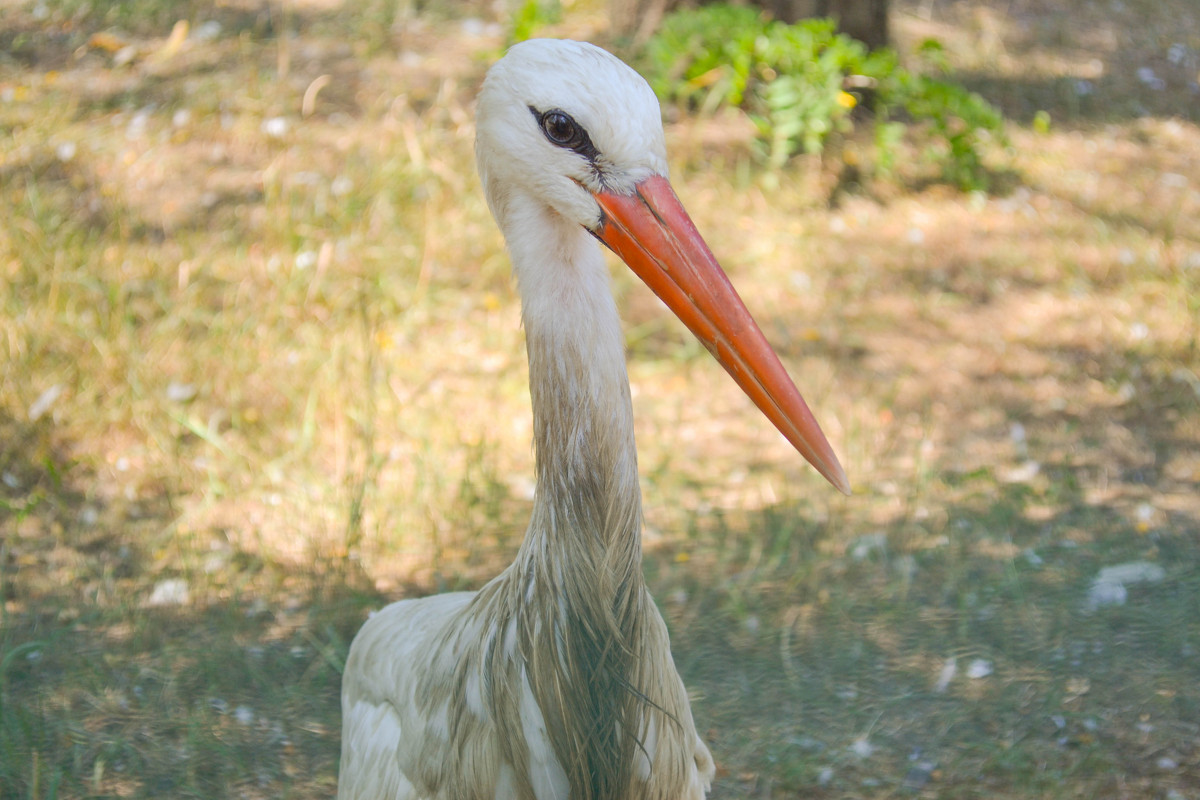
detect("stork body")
[338,40,847,800]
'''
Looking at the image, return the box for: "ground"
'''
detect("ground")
[1,0,1198,797]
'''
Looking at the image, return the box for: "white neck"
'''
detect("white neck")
[481,191,648,799]
[501,195,643,559]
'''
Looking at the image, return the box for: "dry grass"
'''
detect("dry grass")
[2,0,1199,797]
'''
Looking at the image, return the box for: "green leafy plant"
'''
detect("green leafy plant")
[508,0,562,44]
[642,5,1007,191]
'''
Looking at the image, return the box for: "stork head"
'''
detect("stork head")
[476,39,666,231]
[476,39,850,494]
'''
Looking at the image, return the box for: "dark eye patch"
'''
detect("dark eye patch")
[529,106,601,164]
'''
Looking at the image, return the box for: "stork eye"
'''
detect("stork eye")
[529,107,600,163]
[541,110,580,146]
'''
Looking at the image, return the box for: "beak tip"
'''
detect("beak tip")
[799,430,850,495]
[822,460,852,496]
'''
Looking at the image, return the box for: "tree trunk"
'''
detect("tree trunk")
[609,0,672,43]
[611,0,890,49]
[766,0,889,49]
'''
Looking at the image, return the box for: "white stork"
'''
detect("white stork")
[337,38,849,800]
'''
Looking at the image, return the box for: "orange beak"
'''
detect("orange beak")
[595,174,850,494]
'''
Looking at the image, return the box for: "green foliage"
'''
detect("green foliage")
[642,5,1007,191]
[509,0,562,44]
[899,71,1004,190]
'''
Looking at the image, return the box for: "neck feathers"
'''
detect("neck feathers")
[502,199,650,798]
[503,196,643,556]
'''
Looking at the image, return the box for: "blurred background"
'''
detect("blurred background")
[1,0,1198,796]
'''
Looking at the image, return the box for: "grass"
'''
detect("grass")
[2,0,1199,797]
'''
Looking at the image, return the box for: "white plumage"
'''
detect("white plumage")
[338,39,847,800]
